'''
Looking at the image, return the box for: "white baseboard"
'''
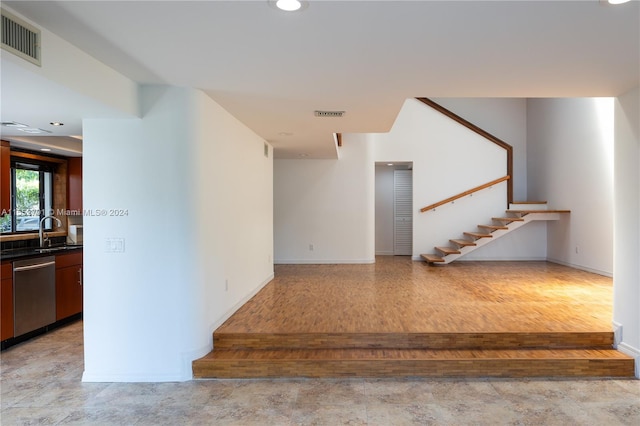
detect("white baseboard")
[82,371,187,383]
[458,256,548,262]
[546,258,613,277]
[376,251,394,256]
[411,256,548,262]
[274,259,375,264]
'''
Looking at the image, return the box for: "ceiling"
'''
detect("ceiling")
[1,0,638,158]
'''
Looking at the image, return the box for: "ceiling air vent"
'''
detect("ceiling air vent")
[314,110,345,118]
[1,9,41,66]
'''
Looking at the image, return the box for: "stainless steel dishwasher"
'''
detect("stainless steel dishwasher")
[13,256,56,337]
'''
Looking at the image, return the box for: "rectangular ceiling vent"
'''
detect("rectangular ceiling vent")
[314,110,345,118]
[1,9,41,66]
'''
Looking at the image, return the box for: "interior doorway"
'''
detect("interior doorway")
[375,162,413,256]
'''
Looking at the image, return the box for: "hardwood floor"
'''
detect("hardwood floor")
[193,258,635,379]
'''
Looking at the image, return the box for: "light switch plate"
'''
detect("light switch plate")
[105,238,125,253]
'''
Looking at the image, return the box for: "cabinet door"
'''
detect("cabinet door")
[1,262,12,340]
[56,265,83,320]
[67,157,82,211]
[1,277,13,341]
[0,140,10,215]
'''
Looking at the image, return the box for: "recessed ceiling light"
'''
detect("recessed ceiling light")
[387,163,394,166]
[276,0,301,11]
[17,127,51,134]
[50,122,64,126]
[40,148,52,152]
[602,0,631,4]
[1,121,28,128]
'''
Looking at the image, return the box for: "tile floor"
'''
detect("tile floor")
[1,320,639,425]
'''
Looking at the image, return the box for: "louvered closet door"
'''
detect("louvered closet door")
[394,170,413,255]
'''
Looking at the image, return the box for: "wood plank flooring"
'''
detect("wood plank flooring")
[193,258,635,379]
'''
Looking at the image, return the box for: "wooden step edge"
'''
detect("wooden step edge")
[492,217,524,222]
[196,348,634,361]
[512,201,548,204]
[212,331,616,351]
[449,239,477,247]
[507,209,571,214]
[435,246,461,255]
[478,224,508,231]
[463,232,492,239]
[421,254,445,263]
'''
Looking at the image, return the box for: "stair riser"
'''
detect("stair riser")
[509,203,548,210]
[193,359,634,379]
[213,332,614,350]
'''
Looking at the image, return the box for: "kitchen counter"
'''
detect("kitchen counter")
[1,245,83,262]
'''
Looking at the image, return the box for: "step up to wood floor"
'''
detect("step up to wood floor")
[193,348,633,379]
[192,330,635,379]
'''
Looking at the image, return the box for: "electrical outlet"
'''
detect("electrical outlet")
[575,246,579,254]
[309,244,314,251]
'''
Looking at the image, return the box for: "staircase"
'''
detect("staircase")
[421,202,570,265]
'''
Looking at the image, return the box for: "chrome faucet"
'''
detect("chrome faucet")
[39,215,62,247]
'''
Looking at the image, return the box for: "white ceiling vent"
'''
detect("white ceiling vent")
[314,110,345,118]
[1,9,41,66]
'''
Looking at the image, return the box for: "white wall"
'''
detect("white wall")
[613,86,640,369]
[375,165,394,255]
[82,86,273,381]
[273,134,374,264]
[432,98,528,201]
[373,98,545,261]
[527,98,614,276]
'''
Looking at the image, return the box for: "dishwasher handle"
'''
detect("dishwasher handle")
[13,261,56,272]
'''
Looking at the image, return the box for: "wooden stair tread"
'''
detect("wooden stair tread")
[492,217,524,222]
[449,239,476,247]
[197,348,632,361]
[421,254,445,263]
[435,246,461,255]
[463,231,492,239]
[512,201,547,204]
[507,210,571,214]
[213,331,615,350]
[478,224,508,231]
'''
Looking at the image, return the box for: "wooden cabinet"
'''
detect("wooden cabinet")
[55,251,83,321]
[67,157,82,211]
[1,140,10,216]
[1,262,14,341]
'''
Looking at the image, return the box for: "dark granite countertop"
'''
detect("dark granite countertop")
[1,245,83,262]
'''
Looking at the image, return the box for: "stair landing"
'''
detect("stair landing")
[193,259,634,379]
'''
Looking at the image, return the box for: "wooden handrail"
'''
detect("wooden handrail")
[420,176,510,212]
[415,98,514,205]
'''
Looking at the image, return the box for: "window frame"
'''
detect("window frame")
[2,156,57,234]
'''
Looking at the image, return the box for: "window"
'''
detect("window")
[0,160,55,233]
